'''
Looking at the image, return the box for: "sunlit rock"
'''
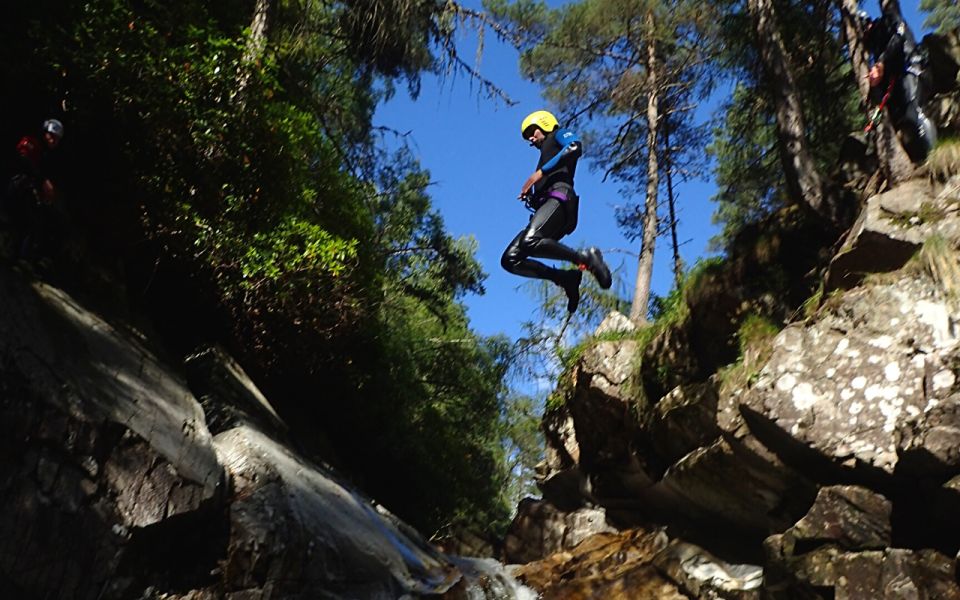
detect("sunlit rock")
[502,498,615,565]
[740,271,960,476]
[826,179,960,290]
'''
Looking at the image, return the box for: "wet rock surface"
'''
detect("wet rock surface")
[0,266,525,599]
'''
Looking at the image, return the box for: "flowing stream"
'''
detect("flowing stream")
[449,557,539,600]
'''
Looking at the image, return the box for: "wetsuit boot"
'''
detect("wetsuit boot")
[556,269,582,313]
[579,247,612,289]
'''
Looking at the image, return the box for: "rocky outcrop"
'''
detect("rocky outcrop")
[826,177,960,290]
[0,266,529,598]
[512,527,763,600]
[511,174,960,598]
[764,485,960,598]
[503,499,615,565]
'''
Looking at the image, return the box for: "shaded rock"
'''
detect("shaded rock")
[825,179,960,290]
[838,132,880,195]
[567,340,642,471]
[183,345,287,438]
[923,31,960,97]
[898,395,960,476]
[0,268,224,598]
[537,404,588,510]
[785,485,892,552]
[646,382,721,467]
[503,498,616,565]
[764,544,960,600]
[640,323,702,402]
[659,436,813,535]
[764,483,959,598]
[930,90,960,139]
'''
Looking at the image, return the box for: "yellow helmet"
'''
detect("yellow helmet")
[520,110,559,138]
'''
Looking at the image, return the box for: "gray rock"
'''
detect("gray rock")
[567,340,642,471]
[502,498,616,564]
[653,539,763,599]
[658,436,811,533]
[537,404,589,510]
[786,485,892,551]
[0,268,224,598]
[741,272,960,476]
[647,382,721,466]
[215,426,461,598]
[764,544,960,599]
[595,310,638,336]
[825,179,960,291]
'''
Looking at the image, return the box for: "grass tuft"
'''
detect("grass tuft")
[924,137,960,183]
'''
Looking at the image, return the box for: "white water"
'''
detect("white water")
[451,557,540,600]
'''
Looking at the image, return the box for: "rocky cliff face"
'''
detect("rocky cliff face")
[0,267,532,599]
[506,176,960,597]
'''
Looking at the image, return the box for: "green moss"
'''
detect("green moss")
[717,313,781,393]
[905,235,960,299]
[886,200,949,228]
[799,283,824,320]
[924,137,960,182]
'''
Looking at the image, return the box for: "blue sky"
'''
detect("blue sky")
[375,1,930,343]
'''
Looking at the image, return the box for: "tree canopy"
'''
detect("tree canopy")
[1,0,523,535]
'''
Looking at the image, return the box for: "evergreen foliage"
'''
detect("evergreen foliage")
[708,0,860,246]
[920,0,960,34]
[1,0,514,535]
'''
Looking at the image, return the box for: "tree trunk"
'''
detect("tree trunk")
[629,14,660,325]
[663,112,684,290]
[837,0,914,184]
[237,0,272,101]
[746,0,831,220]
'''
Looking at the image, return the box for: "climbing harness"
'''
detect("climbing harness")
[865,77,896,133]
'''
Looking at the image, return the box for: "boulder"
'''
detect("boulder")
[780,486,892,553]
[214,426,461,598]
[767,545,960,599]
[0,268,224,598]
[503,498,616,565]
[658,436,813,535]
[594,310,637,336]
[740,271,960,477]
[512,529,685,600]
[645,382,721,467]
[537,404,587,509]
[514,527,762,600]
[567,340,643,472]
[0,267,501,598]
[826,179,960,290]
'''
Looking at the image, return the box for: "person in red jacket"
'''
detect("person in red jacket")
[11,119,64,205]
[4,119,66,256]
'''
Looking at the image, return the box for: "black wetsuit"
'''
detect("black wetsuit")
[501,128,584,284]
[866,12,937,160]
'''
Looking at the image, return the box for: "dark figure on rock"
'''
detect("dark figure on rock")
[3,118,67,258]
[862,9,938,161]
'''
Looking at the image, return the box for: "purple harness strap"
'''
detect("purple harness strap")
[547,189,569,201]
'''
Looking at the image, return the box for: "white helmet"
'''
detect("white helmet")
[43,118,64,139]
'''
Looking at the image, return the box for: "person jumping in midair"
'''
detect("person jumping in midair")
[501,110,612,313]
